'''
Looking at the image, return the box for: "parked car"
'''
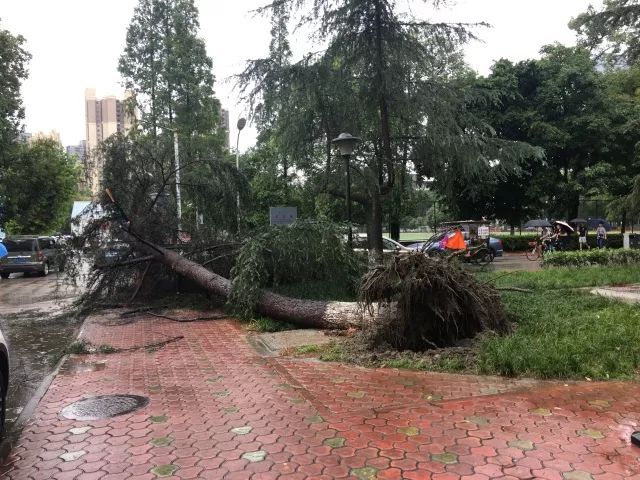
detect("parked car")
[0,328,8,440]
[0,236,64,278]
[352,234,411,254]
[407,237,504,257]
[95,242,133,265]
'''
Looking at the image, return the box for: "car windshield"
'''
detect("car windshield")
[4,239,36,252]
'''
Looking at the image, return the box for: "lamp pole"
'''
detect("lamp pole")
[332,133,361,248]
[236,117,247,233]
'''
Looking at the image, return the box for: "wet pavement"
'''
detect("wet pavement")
[0,273,82,434]
[1,310,639,479]
[490,253,541,272]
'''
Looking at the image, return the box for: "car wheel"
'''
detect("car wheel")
[0,369,5,440]
[0,273,9,280]
[40,262,50,276]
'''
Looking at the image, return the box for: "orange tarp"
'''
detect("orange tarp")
[445,230,466,250]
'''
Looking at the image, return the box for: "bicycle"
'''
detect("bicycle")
[525,239,555,261]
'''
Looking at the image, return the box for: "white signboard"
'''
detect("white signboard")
[270,207,297,226]
[478,226,490,238]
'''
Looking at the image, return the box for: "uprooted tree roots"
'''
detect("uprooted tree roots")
[359,253,512,351]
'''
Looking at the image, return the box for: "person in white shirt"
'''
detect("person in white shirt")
[596,222,607,248]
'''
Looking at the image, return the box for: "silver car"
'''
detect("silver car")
[0,236,63,278]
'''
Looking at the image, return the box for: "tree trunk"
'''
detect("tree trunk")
[146,244,369,329]
[367,193,384,266]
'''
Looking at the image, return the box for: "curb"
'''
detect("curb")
[0,352,69,464]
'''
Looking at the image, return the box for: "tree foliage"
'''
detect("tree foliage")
[119,0,221,137]
[2,139,79,234]
[117,0,240,238]
[458,45,633,222]
[0,19,30,159]
[240,0,537,260]
[228,220,363,318]
[571,0,640,66]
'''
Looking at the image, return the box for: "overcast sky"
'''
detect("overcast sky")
[1,0,601,150]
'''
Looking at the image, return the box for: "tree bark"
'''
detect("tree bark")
[146,244,370,329]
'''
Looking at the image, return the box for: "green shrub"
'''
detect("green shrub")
[495,234,538,252]
[542,249,640,268]
[495,233,624,252]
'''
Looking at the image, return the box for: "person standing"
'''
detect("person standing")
[596,222,607,248]
[578,224,589,251]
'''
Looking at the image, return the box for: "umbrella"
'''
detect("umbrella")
[570,218,587,224]
[553,220,574,233]
[523,219,552,228]
[587,218,612,231]
[0,242,7,259]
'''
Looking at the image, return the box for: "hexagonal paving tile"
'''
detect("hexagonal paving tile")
[563,471,594,480]
[422,393,443,401]
[149,415,168,423]
[465,416,490,426]
[431,452,458,465]
[588,399,611,408]
[68,426,91,435]
[306,415,324,424]
[508,439,535,451]
[151,464,179,477]
[324,437,346,448]
[350,466,378,480]
[222,406,239,414]
[577,428,605,439]
[529,407,552,416]
[397,426,420,436]
[213,389,230,397]
[230,426,252,435]
[60,450,87,462]
[347,391,366,398]
[150,437,173,447]
[242,450,267,462]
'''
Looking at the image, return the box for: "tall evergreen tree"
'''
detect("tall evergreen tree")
[241,0,536,262]
[119,0,220,136]
[117,0,240,237]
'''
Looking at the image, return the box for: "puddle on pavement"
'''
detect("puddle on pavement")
[59,358,107,375]
[0,310,83,433]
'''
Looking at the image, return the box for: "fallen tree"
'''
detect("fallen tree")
[145,243,367,329]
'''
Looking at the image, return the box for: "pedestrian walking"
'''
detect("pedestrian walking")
[578,224,589,251]
[596,222,607,248]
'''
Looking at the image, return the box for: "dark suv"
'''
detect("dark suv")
[0,236,62,279]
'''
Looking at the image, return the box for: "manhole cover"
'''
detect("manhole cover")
[61,395,149,420]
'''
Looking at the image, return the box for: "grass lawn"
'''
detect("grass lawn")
[278,265,640,380]
[477,265,640,291]
[475,265,640,379]
[479,290,640,379]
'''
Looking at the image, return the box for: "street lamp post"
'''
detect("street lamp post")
[332,133,361,248]
[236,117,247,233]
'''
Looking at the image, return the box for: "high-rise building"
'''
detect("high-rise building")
[66,140,87,162]
[85,88,134,196]
[221,108,230,150]
[29,130,62,145]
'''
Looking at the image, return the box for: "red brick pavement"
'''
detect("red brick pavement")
[2,311,640,479]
